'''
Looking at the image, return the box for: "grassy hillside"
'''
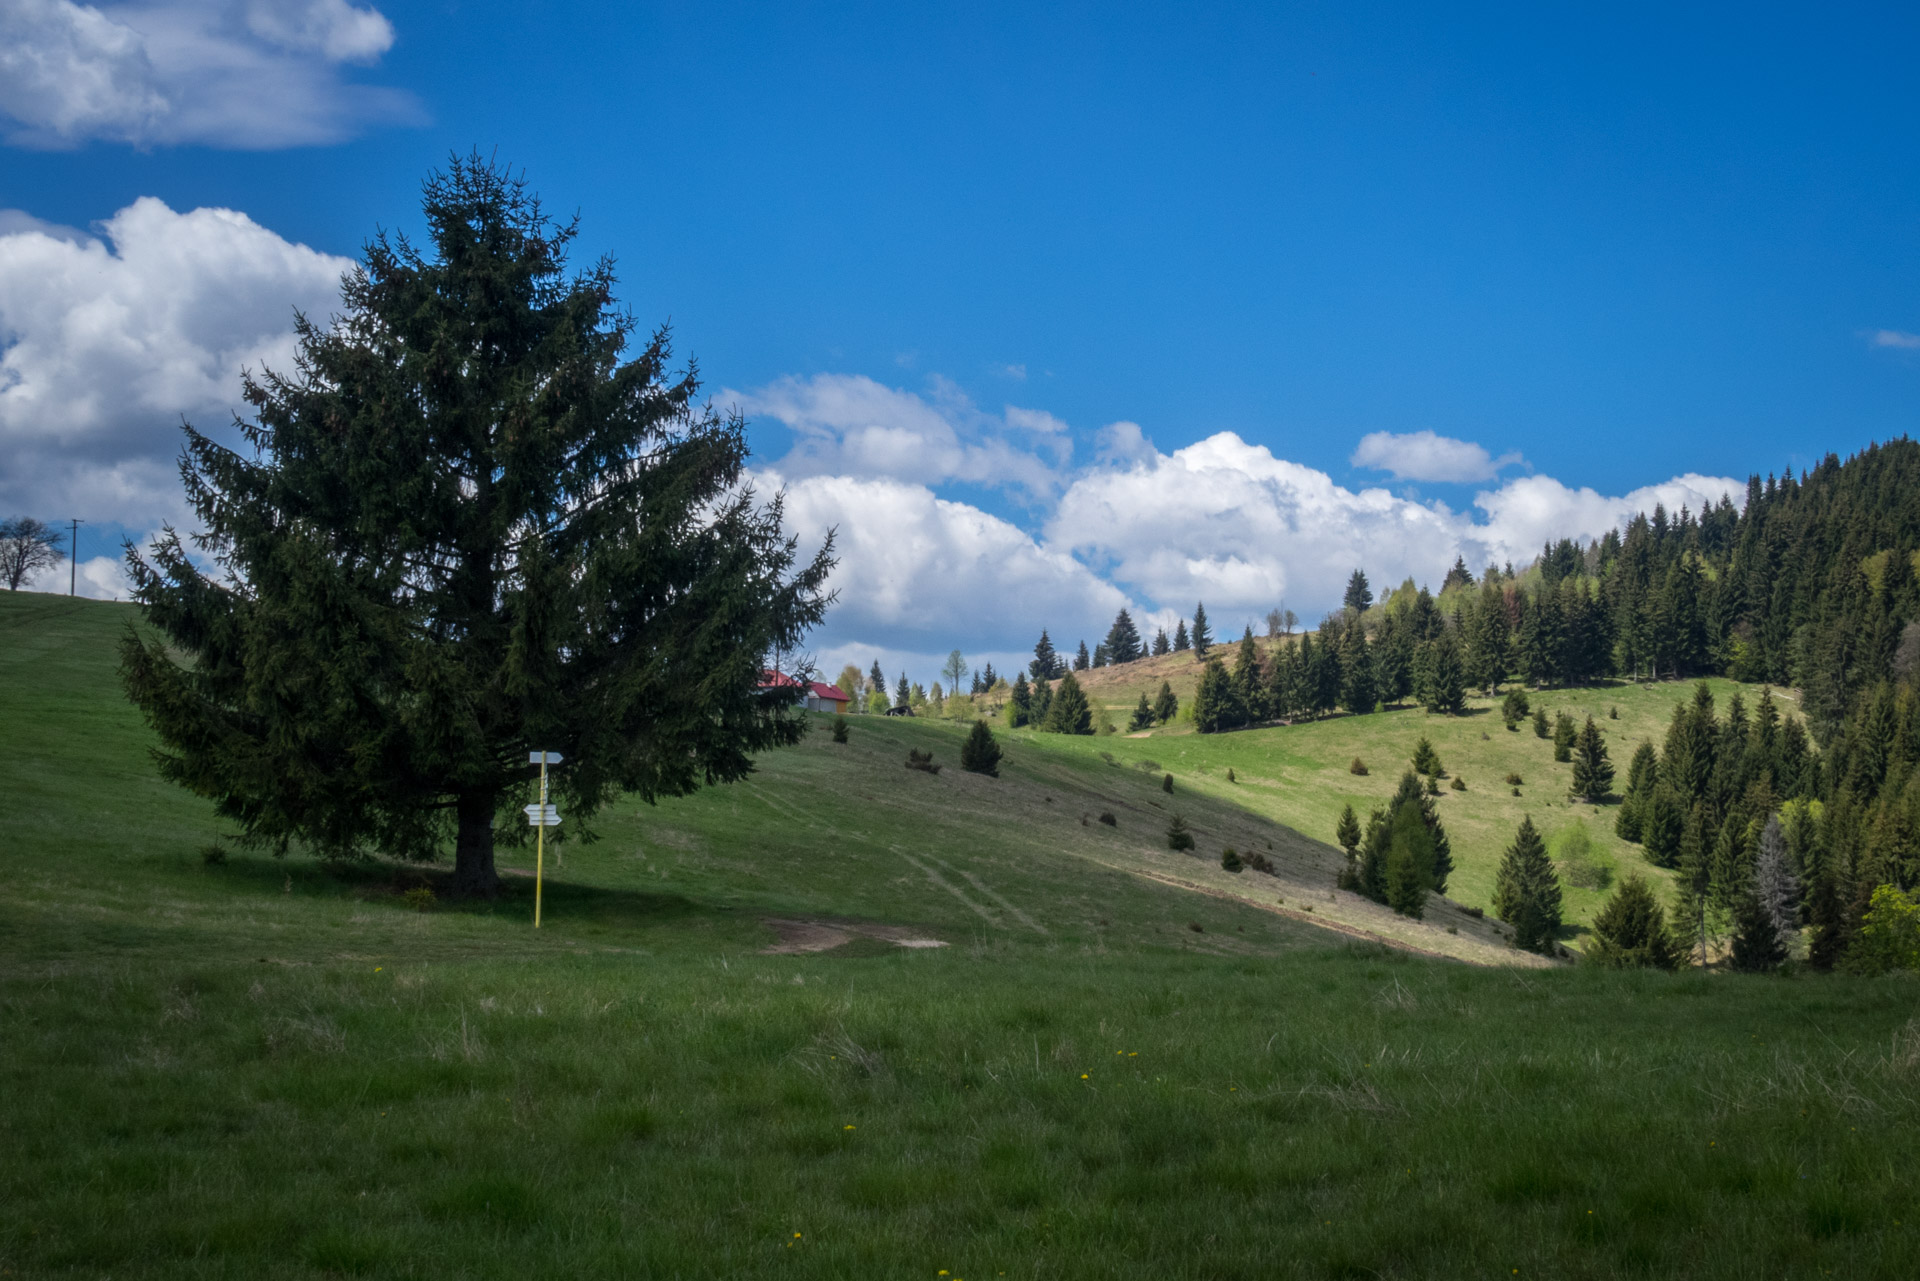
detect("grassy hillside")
[5,591,1919,1279]
[1029,642,1791,932]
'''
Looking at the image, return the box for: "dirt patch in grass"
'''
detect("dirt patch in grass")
[760,917,948,954]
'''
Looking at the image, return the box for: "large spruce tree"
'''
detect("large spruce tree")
[122,158,832,897]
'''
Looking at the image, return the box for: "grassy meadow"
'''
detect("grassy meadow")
[5,591,1920,1279]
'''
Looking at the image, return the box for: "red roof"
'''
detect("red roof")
[758,671,850,704]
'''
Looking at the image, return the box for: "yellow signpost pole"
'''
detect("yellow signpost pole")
[526,751,562,929]
[535,754,547,929]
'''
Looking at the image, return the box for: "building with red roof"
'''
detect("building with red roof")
[758,671,851,713]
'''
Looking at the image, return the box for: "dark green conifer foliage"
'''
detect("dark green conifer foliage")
[1166,814,1195,851]
[1730,888,1787,972]
[120,158,832,898]
[1340,623,1376,715]
[1030,630,1060,681]
[1344,569,1374,614]
[831,716,849,743]
[960,720,1002,777]
[1221,847,1244,873]
[1104,609,1143,664]
[1028,676,1053,725]
[1336,802,1362,855]
[1553,711,1577,762]
[1532,706,1550,738]
[1584,876,1679,968]
[1418,633,1467,715]
[1152,627,1171,656]
[1008,673,1032,727]
[1128,692,1154,732]
[870,660,886,694]
[1045,672,1092,734]
[1334,802,1363,890]
[1073,640,1090,671]
[1190,602,1212,655]
[1411,737,1442,777]
[1501,687,1530,731]
[1641,783,1686,866]
[1233,627,1266,721]
[1191,657,1240,733]
[1570,716,1615,801]
[1492,815,1562,952]
[1153,680,1178,725]
[1385,803,1434,918]
[1670,806,1713,964]
[1172,619,1190,652]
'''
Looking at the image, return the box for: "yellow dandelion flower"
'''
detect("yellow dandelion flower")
[844,1124,856,1130]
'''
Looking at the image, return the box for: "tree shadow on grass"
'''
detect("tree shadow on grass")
[203,852,743,937]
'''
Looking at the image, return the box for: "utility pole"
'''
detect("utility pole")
[68,519,84,596]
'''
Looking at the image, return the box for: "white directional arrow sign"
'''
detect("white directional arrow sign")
[529,751,564,765]
[524,803,561,827]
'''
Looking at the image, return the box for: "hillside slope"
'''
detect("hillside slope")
[0,590,1530,966]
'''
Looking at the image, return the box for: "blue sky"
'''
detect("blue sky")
[3,1,1916,682]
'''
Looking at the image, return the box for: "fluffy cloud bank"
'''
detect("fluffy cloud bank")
[1350,428,1523,483]
[1051,433,1738,626]
[0,195,1744,655]
[0,196,352,530]
[0,0,412,147]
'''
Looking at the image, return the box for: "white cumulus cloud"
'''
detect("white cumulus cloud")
[727,372,1072,501]
[1350,428,1523,483]
[1870,329,1920,350]
[763,468,1130,656]
[1047,431,1738,622]
[0,0,412,148]
[0,196,352,524]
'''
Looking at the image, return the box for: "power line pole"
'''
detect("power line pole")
[68,519,85,596]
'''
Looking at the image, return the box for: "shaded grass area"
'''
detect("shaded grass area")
[5,592,1920,1278]
[7,946,1920,1279]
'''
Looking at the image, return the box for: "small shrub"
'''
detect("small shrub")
[1532,706,1550,738]
[403,886,437,913]
[1349,757,1368,776]
[1162,773,1174,793]
[1188,921,1204,933]
[1221,848,1244,873]
[1447,925,1458,934]
[1505,772,1524,786]
[960,720,1002,776]
[905,748,941,774]
[1608,706,1619,719]
[1464,905,1484,918]
[1511,786,1522,796]
[1167,814,1196,852]
[200,843,228,866]
[1411,736,1442,777]
[830,715,850,743]
[1449,775,1466,791]
[1226,767,1236,783]
[1245,850,1274,874]
[1098,811,1117,827]
[1425,775,1441,796]
[1551,820,1614,891]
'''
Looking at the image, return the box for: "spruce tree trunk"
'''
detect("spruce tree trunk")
[451,790,501,898]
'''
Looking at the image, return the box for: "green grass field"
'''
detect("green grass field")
[5,591,1919,1279]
